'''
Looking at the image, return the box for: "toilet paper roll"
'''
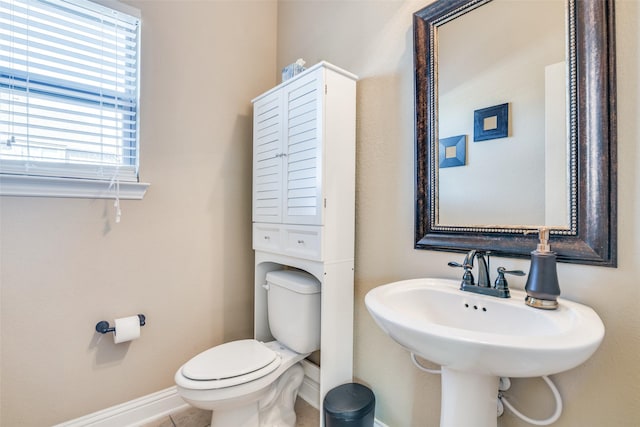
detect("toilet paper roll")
[113,316,141,344]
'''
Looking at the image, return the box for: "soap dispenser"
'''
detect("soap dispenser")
[524,227,560,309]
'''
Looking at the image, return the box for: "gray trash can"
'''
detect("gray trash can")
[323,383,375,427]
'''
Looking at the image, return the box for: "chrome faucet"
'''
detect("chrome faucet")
[448,250,525,298]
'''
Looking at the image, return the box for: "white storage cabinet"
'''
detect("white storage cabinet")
[252,62,357,426]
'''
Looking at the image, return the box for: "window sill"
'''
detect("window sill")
[0,174,150,200]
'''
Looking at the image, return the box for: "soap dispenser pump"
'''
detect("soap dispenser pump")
[524,227,560,309]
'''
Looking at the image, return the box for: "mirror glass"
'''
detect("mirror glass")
[414,0,617,266]
[437,0,568,228]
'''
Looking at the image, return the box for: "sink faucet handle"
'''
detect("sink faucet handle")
[448,261,474,287]
[447,261,471,269]
[497,267,526,276]
[494,267,526,290]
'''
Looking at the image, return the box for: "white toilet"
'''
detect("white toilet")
[175,269,321,427]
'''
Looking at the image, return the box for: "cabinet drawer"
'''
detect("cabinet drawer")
[283,226,322,260]
[253,224,282,252]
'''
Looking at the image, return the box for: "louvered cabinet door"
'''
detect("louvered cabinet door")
[252,90,284,223]
[282,71,324,226]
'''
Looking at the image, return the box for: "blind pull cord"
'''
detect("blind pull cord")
[114,179,121,223]
[108,169,122,223]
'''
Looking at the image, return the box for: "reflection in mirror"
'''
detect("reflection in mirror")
[437,0,568,228]
[414,0,617,266]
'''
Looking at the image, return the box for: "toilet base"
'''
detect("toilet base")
[211,401,260,427]
[209,363,305,427]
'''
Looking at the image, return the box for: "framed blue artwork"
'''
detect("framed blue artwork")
[439,135,466,168]
[474,103,509,141]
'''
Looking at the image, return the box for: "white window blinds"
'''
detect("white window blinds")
[0,0,141,183]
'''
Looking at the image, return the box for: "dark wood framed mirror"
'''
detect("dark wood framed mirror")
[414,0,617,266]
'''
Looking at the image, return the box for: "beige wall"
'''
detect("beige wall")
[2,1,639,426]
[0,1,277,425]
[276,0,640,426]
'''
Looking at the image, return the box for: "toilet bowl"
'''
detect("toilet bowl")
[175,270,321,427]
[175,340,308,427]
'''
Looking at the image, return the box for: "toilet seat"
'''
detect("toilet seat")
[180,339,281,389]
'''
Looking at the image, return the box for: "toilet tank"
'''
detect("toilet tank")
[265,270,321,354]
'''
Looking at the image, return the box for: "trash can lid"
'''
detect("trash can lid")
[324,383,375,420]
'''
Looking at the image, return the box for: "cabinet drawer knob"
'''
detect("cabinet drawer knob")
[297,239,305,244]
[264,236,270,240]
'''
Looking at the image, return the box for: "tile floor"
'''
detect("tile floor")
[143,397,319,427]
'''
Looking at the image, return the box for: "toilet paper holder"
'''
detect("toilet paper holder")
[95,314,146,334]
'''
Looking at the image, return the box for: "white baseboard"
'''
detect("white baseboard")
[52,386,188,427]
[54,372,389,427]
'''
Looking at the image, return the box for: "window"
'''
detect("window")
[0,0,147,199]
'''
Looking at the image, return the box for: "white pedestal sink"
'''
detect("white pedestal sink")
[365,278,604,427]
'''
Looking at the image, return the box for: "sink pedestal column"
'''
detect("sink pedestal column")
[441,368,499,427]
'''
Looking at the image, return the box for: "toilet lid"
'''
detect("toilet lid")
[181,339,279,381]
